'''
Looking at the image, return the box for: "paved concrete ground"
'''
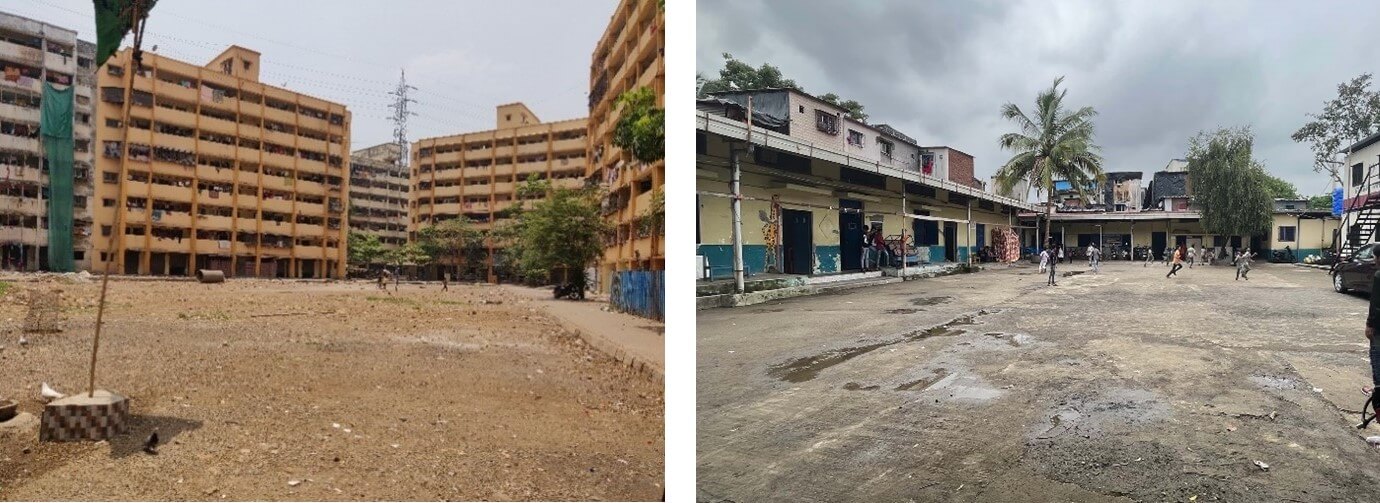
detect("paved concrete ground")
[698,260,1380,502]
[505,285,664,378]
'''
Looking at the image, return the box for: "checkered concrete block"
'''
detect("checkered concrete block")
[39,391,130,442]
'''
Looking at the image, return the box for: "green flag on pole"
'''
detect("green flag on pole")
[93,0,158,68]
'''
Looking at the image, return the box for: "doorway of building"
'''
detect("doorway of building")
[782,208,813,275]
[839,199,864,271]
[942,222,958,262]
[1151,231,1166,260]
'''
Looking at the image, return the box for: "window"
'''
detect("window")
[101,226,112,237]
[847,129,864,147]
[103,198,115,207]
[878,138,894,160]
[1277,226,1296,242]
[74,251,84,261]
[221,59,232,75]
[815,110,838,135]
[107,65,123,76]
[1354,163,1366,186]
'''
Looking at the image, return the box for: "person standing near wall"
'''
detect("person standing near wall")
[1089,243,1101,273]
[1167,245,1185,278]
[1047,244,1059,286]
[1187,245,1196,269]
[1039,242,1049,273]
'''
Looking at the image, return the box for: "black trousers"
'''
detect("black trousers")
[1167,263,1182,277]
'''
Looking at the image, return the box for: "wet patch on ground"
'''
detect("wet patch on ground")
[885,308,920,314]
[1061,271,1086,277]
[765,311,993,383]
[910,296,953,306]
[1249,374,1301,390]
[895,368,951,391]
[1030,388,1169,441]
[985,332,1034,347]
[842,382,880,391]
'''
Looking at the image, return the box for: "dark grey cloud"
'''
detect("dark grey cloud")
[699,0,1375,198]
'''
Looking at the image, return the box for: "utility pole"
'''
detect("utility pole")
[387,70,418,169]
[730,95,751,294]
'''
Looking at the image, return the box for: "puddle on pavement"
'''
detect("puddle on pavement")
[751,307,786,314]
[843,382,880,391]
[986,332,1034,347]
[886,308,921,314]
[1061,271,1086,277]
[767,311,989,383]
[910,296,953,306]
[896,368,951,391]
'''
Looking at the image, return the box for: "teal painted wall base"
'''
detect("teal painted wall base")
[698,244,768,278]
[815,245,841,273]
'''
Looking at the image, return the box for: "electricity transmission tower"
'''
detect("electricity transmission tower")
[387,70,418,167]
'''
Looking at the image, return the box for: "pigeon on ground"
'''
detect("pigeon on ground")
[40,382,65,402]
[143,431,159,455]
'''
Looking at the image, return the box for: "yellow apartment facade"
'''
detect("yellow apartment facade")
[587,0,665,291]
[411,103,587,281]
[92,46,351,278]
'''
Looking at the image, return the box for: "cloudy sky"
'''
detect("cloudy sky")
[9,0,614,149]
[698,0,1376,199]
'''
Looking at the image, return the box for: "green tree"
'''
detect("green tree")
[1261,174,1300,199]
[415,217,483,280]
[613,86,665,163]
[1186,127,1273,239]
[347,231,385,269]
[698,53,867,121]
[1291,73,1380,185]
[1308,193,1334,210]
[508,181,610,284]
[381,242,432,291]
[994,76,1105,246]
[819,93,868,122]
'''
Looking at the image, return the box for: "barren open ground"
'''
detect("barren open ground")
[699,261,1380,502]
[0,276,663,501]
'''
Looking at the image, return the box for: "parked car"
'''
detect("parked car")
[1332,243,1379,294]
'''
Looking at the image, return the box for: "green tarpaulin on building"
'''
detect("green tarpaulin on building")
[40,81,75,272]
[93,0,158,67]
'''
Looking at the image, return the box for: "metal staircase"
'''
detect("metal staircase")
[1340,157,1380,260]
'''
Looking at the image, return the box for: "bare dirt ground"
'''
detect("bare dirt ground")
[0,275,663,501]
[698,261,1380,502]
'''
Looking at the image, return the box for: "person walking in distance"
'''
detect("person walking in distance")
[860,226,873,271]
[1046,244,1059,286]
[1088,242,1102,273]
[1039,242,1050,274]
[1057,243,1066,265]
[1236,248,1256,281]
[1167,244,1185,278]
[872,226,891,269]
[1187,244,1196,269]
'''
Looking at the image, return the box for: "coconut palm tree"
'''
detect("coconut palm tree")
[994,76,1106,247]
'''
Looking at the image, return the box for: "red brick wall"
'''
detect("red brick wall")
[948,150,979,189]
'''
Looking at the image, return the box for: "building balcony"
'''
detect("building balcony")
[553,137,586,153]
[294,178,325,195]
[490,181,514,195]
[157,82,197,103]
[195,164,236,184]
[263,129,296,149]
[516,142,548,156]
[0,225,45,246]
[491,145,515,159]
[294,245,324,257]
[515,161,547,176]
[297,202,325,217]
[433,150,462,164]
[298,114,328,134]
[259,197,291,215]
[263,107,296,125]
[155,106,197,127]
[122,179,151,198]
[198,141,235,159]
[199,115,237,136]
[146,209,193,229]
[297,157,328,175]
[0,102,40,122]
[0,39,43,65]
[195,213,234,232]
[149,183,194,204]
[295,222,324,236]
[0,195,44,216]
[264,151,295,169]
[431,202,463,216]
[194,238,230,255]
[0,135,39,152]
[235,193,260,209]
[459,184,490,196]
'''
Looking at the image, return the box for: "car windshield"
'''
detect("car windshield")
[1360,246,1375,261]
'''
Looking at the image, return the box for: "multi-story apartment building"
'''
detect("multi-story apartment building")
[0,12,96,271]
[349,142,409,249]
[587,0,665,291]
[92,45,351,278]
[411,102,587,281]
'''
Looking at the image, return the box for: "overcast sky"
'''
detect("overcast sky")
[698,0,1376,199]
[9,0,613,150]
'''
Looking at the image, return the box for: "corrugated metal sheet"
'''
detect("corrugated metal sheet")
[610,270,664,321]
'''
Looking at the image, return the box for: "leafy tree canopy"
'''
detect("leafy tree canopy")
[1187,127,1273,238]
[507,180,611,283]
[698,53,868,121]
[994,76,1104,244]
[1291,73,1380,184]
[613,86,665,163]
[1261,174,1300,199]
[1307,193,1333,210]
[415,217,484,273]
[347,231,385,267]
